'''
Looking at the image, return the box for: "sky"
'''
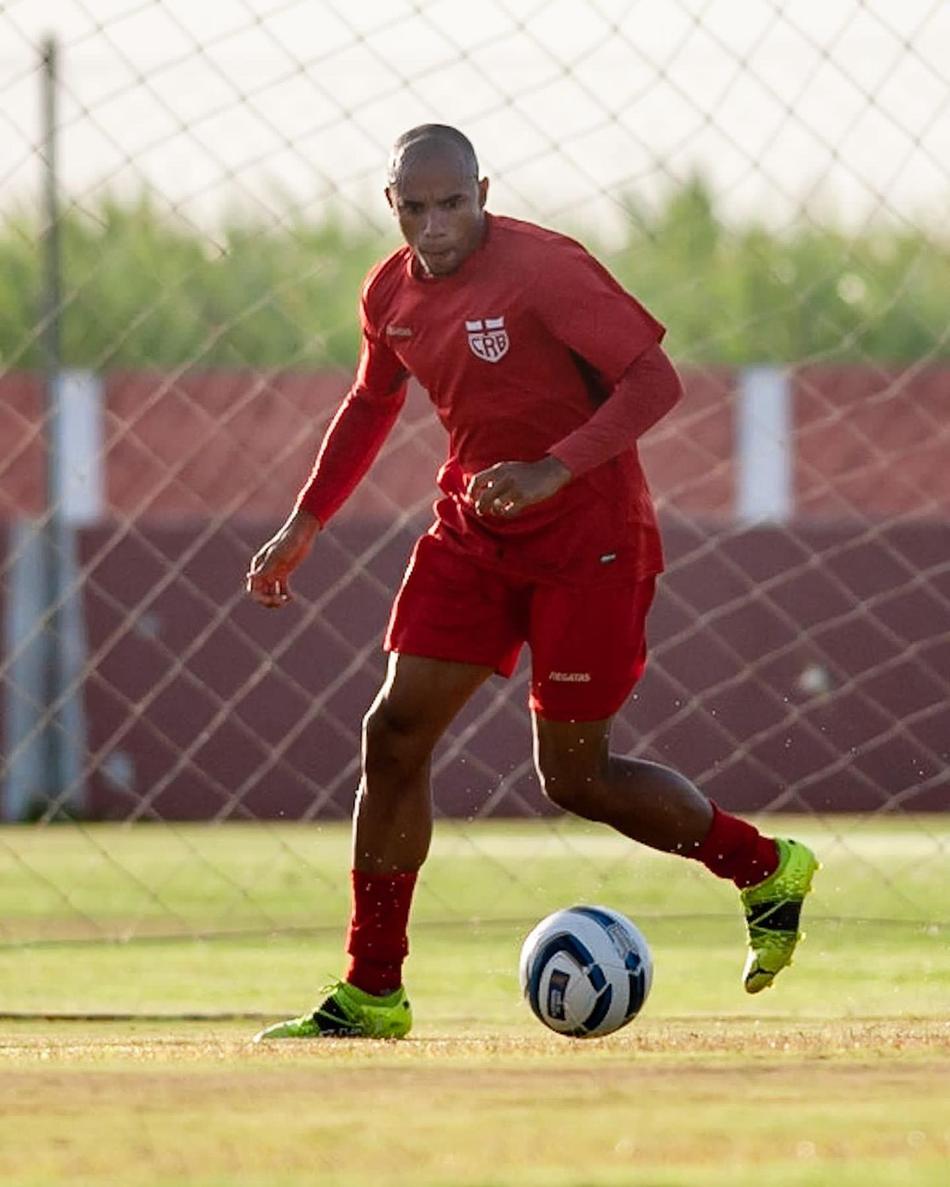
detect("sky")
[1,0,948,237]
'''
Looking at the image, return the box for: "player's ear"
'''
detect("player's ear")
[477,177,489,209]
[384,186,396,214]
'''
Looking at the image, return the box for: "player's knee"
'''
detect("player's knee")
[362,699,433,788]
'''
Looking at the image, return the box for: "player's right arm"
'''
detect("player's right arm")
[246,506,321,608]
[246,322,409,609]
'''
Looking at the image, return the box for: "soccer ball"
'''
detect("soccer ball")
[519,905,653,1038]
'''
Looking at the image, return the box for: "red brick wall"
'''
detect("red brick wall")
[4,364,948,521]
[794,364,950,519]
[0,373,45,516]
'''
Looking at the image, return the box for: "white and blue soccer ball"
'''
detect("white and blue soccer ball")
[519,905,653,1038]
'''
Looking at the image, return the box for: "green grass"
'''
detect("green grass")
[0,818,948,1185]
[1,816,947,1018]
[5,184,949,369]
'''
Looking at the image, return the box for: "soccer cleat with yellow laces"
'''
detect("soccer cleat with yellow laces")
[741,837,819,994]
[253,980,412,1041]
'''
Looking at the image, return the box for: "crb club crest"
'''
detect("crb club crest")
[465,316,509,362]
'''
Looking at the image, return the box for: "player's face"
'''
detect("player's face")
[386,152,488,277]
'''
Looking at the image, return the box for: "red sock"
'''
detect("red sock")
[345,869,418,996]
[692,802,779,889]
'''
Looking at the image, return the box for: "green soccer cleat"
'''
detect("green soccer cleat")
[740,837,819,994]
[253,980,412,1041]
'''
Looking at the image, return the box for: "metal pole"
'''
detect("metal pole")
[39,35,65,809]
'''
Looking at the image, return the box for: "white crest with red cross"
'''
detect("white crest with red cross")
[466,316,509,362]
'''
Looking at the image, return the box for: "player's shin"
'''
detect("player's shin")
[689,800,780,889]
[345,867,418,996]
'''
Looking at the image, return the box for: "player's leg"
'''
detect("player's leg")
[255,652,491,1042]
[533,713,774,878]
[529,574,773,867]
[257,533,523,1040]
[533,713,817,993]
[355,650,493,873]
[528,574,818,993]
[346,651,493,992]
[532,715,710,847]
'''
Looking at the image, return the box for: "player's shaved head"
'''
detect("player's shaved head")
[387,124,479,187]
[385,123,488,277]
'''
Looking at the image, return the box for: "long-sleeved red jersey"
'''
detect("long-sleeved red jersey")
[297,214,680,583]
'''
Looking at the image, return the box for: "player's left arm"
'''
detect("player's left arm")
[468,244,679,518]
[546,342,683,477]
[468,347,681,517]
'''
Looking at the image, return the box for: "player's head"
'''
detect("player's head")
[385,124,489,277]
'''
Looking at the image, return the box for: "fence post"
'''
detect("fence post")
[736,366,793,524]
[36,35,88,819]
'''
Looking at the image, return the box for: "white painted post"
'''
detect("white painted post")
[2,369,102,820]
[736,366,793,523]
[2,521,48,820]
[55,369,104,526]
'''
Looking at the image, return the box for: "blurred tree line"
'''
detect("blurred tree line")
[1,176,946,370]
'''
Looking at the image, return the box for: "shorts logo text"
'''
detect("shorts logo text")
[548,671,592,683]
[466,316,509,362]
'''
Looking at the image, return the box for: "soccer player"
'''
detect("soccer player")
[247,125,818,1040]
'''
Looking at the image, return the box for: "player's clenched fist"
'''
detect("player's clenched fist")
[246,508,321,608]
[467,455,572,518]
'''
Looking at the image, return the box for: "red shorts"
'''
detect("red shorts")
[385,531,656,721]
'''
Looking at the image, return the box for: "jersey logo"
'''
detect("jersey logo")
[385,324,413,339]
[466,316,508,362]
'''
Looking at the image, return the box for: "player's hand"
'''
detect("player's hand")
[467,456,572,518]
[245,508,321,608]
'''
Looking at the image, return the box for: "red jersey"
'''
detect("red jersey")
[299,214,668,582]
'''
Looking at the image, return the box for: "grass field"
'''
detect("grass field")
[1,817,948,1186]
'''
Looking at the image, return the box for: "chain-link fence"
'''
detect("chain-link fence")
[1,1,948,949]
